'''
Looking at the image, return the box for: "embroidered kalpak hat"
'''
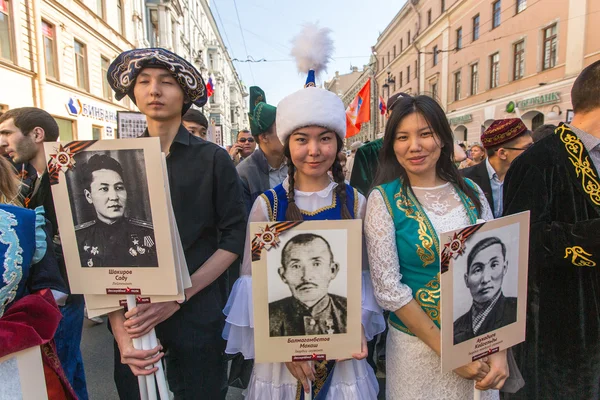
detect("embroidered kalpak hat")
[481,118,528,148]
[276,23,346,144]
[248,86,276,136]
[107,48,207,114]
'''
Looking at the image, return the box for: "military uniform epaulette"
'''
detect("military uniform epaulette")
[128,218,154,230]
[75,220,96,231]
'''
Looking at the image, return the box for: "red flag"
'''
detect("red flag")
[345,79,371,138]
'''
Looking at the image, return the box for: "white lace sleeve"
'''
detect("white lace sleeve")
[473,183,494,221]
[365,189,414,312]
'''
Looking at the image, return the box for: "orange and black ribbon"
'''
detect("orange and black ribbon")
[48,140,97,185]
[440,223,484,274]
[251,221,303,262]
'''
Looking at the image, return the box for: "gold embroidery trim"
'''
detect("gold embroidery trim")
[415,273,441,326]
[564,246,597,267]
[394,189,438,267]
[375,186,394,217]
[260,192,274,222]
[558,125,600,206]
[313,360,328,397]
[388,317,414,336]
[353,188,359,217]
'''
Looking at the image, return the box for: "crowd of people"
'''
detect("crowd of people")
[0,40,598,400]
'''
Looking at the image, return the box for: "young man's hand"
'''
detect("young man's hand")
[124,302,180,338]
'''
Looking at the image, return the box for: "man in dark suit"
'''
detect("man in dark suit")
[454,236,517,345]
[269,233,347,337]
[460,118,533,217]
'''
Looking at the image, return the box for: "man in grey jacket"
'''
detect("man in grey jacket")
[237,86,286,214]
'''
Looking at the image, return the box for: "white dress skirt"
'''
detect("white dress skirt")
[365,183,499,400]
[223,180,386,399]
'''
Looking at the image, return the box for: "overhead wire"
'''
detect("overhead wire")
[232,0,255,84]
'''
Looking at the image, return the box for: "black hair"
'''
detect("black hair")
[284,134,352,221]
[82,154,125,190]
[571,60,600,114]
[532,124,556,143]
[182,108,208,128]
[281,233,333,267]
[373,95,482,214]
[466,236,506,273]
[0,107,59,142]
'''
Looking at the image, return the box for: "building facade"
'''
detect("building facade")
[325,63,378,145]
[0,0,246,144]
[374,0,600,143]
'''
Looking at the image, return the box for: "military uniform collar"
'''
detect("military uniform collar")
[292,294,332,317]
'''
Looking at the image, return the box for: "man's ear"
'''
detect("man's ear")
[330,262,340,278]
[32,127,45,144]
[278,266,287,283]
[84,189,93,204]
[464,272,469,287]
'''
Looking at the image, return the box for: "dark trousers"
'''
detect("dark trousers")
[113,326,228,400]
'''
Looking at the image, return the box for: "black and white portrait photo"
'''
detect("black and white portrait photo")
[65,150,158,268]
[267,231,348,337]
[453,225,520,345]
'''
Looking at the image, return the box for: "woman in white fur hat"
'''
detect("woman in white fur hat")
[222,23,385,399]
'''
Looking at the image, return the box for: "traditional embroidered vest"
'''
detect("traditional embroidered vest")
[374,178,479,335]
[0,205,37,317]
[260,183,359,221]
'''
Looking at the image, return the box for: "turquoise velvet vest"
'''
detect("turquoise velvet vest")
[373,178,479,335]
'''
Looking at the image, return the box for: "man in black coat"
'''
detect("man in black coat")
[453,237,517,345]
[460,119,533,217]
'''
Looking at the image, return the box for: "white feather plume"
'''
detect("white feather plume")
[290,23,334,76]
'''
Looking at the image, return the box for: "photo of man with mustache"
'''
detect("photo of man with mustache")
[453,236,517,345]
[74,153,157,268]
[269,233,347,337]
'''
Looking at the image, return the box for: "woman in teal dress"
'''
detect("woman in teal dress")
[364,95,508,399]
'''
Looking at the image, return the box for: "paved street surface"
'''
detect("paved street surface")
[82,318,384,399]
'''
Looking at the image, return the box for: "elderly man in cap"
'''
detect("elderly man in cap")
[106,48,246,399]
[237,86,286,214]
[460,119,533,217]
[182,108,208,140]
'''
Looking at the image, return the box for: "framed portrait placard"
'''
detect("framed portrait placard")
[440,212,530,373]
[250,220,362,363]
[44,138,179,295]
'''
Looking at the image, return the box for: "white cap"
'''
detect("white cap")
[276,87,346,145]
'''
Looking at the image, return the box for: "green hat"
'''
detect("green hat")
[248,86,276,136]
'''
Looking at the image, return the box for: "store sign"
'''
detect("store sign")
[65,97,117,124]
[448,114,473,125]
[516,92,560,110]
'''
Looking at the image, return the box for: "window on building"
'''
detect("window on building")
[387,51,390,64]
[490,52,500,88]
[513,40,525,80]
[456,27,463,50]
[73,39,88,90]
[427,9,432,26]
[42,20,56,78]
[54,117,74,141]
[415,60,418,78]
[171,18,177,51]
[96,0,105,19]
[470,63,479,95]
[441,0,445,12]
[399,71,403,86]
[473,14,480,41]
[393,45,396,58]
[431,82,438,100]
[400,38,403,53]
[454,70,461,101]
[101,56,112,100]
[407,30,411,44]
[92,126,102,140]
[0,0,13,61]
[433,45,438,66]
[492,1,501,29]
[516,0,527,13]
[116,0,124,34]
[380,57,384,69]
[149,9,159,47]
[407,65,411,82]
[543,24,557,70]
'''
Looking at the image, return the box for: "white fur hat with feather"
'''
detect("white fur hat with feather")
[276,23,346,144]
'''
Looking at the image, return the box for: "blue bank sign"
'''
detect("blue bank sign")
[65,97,117,124]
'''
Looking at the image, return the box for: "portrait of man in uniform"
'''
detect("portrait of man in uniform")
[269,233,347,337]
[453,236,518,345]
[72,153,157,268]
